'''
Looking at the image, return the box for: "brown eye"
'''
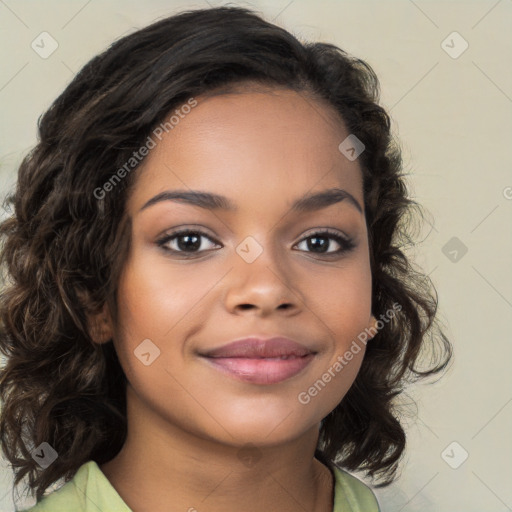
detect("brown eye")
[294,230,355,256]
[156,229,221,256]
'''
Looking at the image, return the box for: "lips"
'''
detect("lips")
[199,337,317,385]
[200,337,315,358]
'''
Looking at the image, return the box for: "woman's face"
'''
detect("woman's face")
[109,87,375,447]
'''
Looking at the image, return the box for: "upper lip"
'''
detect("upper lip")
[200,337,316,358]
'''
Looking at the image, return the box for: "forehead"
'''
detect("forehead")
[128,88,364,214]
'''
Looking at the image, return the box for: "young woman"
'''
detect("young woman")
[0,6,452,511]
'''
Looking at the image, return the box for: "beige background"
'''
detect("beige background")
[1,1,511,511]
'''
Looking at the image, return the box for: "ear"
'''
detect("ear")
[89,303,114,345]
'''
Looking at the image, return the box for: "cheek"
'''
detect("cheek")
[307,260,372,332]
[303,259,372,396]
[116,251,211,340]
[111,249,225,392]
[111,258,196,413]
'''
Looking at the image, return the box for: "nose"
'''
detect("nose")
[224,241,301,318]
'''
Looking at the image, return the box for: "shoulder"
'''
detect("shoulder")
[19,466,88,512]
[20,484,83,511]
[331,465,381,512]
[19,460,131,512]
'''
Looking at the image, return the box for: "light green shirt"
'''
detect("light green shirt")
[21,460,380,511]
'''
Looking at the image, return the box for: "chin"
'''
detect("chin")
[215,414,319,448]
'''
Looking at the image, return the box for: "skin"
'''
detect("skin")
[95,85,378,512]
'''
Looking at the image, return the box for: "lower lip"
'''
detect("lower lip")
[201,354,315,385]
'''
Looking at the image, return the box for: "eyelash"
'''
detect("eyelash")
[156,228,356,259]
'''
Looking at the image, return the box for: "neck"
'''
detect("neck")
[99,385,334,512]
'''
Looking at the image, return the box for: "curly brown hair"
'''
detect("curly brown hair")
[0,5,452,504]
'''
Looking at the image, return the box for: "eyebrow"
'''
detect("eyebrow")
[139,187,363,214]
